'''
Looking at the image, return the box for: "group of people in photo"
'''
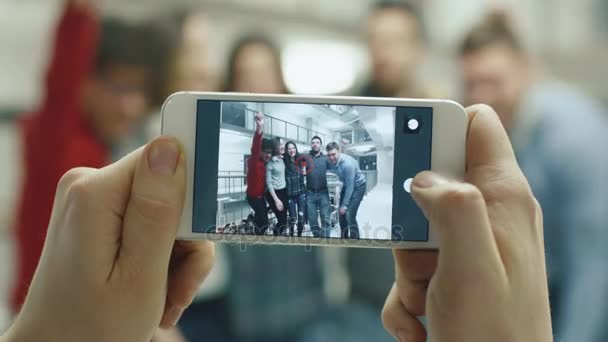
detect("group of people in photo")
[244,111,367,239]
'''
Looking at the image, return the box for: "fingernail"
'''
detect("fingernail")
[166,306,184,327]
[413,172,443,188]
[148,139,180,176]
[396,329,407,342]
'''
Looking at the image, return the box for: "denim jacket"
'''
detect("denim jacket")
[512,82,608,342]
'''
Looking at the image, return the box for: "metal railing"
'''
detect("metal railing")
[217,175,249,226]
[243,108,328,144]
[362,170,378,194]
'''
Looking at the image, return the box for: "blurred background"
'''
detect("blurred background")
[0,0,607,341]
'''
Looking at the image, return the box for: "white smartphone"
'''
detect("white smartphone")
[161,92,467,249]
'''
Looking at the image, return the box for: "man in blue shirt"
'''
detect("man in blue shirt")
[461,13,608,341]
[327,142,367,239]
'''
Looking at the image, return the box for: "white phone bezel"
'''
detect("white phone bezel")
[161,92,467,249]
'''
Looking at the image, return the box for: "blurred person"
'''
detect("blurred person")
[161,11,216,95]
[284,141,307,237]
[460,12,608,342]
[306,136,332,238]
[266,137,289,236]
[246,111,274,236]
[11,0,168,315]
[326,142,366,240]
[362,1,426,98]
[142,11,230,342]
[129,10,217,145]
[344,2,431,327]
[224,35,288,94]
[222,35,327,342]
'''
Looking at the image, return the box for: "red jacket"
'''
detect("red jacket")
[246,132,266,198]
[11,4,108,312]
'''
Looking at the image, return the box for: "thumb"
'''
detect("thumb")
[410,171,505,284]
[116,136,186,283]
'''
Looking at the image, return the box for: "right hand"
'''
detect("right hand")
[275,199,284,212]
[382,105,552,342]
[254,111,265,132]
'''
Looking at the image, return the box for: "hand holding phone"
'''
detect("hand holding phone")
[382,105,552,342]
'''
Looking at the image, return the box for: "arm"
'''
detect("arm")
[340,160,356,209]
[40,0,99,117]
[250,131,262,159]
[266,162,277,200]
[249,111,264,164]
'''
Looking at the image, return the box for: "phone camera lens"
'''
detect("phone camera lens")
[403,115,422,134]
[408,119,419,130]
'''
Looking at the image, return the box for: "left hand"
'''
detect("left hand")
[5,137,214,342]
[339,207,347,215]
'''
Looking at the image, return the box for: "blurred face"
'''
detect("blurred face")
[461,44,530,130]
[170,14,217,92]
[311,138,322,153]
[262,149,272,163]
[233,43,284,94]
[327,148,340,165]
[277,139,285,156]
[84,64,150,144]
[367,9,423,95]
[287,144,297,158]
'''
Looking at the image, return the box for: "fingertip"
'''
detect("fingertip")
[410,171,448,216]
[159,305,184,329]
[382,284,427,342]
[464,104,517,171]
[411,171,448,190]
[147,136,183,177]
[165,241,215,311]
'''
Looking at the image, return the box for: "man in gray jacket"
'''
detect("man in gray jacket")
[327,142,366,239]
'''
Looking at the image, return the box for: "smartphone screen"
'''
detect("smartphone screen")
[192,99,432,244]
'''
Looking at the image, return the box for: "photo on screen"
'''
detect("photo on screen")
[192,100,432,242]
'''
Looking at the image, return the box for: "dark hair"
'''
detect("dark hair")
[263,137,283,156]
[97,18,165,74]
[97,18,173,106]
[459,11,523,56]
[141,10,191,103]
[283,141,299,162]
[371,1,425,40]
[223,34,288,93]
[261,138,275,153]
[311,136,323,145]
[326,142,340,152]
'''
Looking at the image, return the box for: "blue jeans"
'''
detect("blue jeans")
[306,190,331,238]
[288,193,306,236]
[339,183,366,239]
